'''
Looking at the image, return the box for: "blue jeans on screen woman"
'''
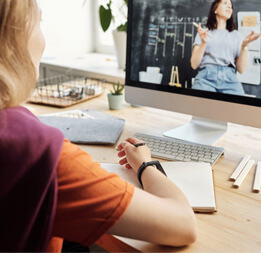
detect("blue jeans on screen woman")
[192,64,245,95]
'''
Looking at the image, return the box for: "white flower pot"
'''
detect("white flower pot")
[112,30,126,69]
[107,93,124,110]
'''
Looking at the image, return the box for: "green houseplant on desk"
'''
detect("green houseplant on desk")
[99,0,128,69]
[108,82,124,110]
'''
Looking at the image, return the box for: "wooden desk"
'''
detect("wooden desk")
[26,87,261,252]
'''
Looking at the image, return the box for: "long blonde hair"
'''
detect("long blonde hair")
[0,0,38,109]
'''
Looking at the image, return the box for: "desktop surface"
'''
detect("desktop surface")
[27,85,261,253]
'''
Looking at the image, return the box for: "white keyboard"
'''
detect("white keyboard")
[133,133,224,166]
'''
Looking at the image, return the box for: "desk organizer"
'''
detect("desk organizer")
[28,75,105,107]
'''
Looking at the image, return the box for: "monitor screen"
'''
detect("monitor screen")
[125,0,261,144]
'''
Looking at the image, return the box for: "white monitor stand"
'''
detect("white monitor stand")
[163,116,228,145]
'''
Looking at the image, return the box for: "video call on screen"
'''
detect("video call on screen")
[130,0,261,98]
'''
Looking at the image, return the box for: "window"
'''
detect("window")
[38,0,93,57]
[37,0,127,56]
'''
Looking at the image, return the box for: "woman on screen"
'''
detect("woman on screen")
[0,0,197,252]
[190,0,261,95]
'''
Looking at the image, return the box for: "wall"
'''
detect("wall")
[38,0,94,58]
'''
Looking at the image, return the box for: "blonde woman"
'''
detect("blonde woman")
[0,0,197,252]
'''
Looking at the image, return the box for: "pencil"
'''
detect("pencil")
[229,155,251,181]
[253,162,261,193]
[233,159,255,188]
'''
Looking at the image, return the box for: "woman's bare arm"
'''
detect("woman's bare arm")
[236,31,261,74]
[108,138,197,247]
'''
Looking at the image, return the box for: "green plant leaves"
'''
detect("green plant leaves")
[111,82,124,95]
[99,5,112,32]
[117,21,127,32]
[99,0,128,33]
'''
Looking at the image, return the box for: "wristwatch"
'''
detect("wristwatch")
[137,161,167,187]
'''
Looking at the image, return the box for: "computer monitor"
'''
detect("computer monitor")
[125,0,261,145]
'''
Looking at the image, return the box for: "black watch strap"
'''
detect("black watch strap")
[137,161,167,187]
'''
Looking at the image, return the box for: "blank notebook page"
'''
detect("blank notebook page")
[101,161,216,213]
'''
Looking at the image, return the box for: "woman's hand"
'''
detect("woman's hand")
[117,137,152,173]
[190,23,208,70]
[242,31,261,48]
[197,23,208,44]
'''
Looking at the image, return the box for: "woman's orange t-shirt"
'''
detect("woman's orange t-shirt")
[48,139,134,251]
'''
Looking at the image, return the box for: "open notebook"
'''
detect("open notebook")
[101,162,216,213]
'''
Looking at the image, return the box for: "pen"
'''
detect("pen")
[193,22,212,38]
[133,142,146,147]
[116,142,146,151]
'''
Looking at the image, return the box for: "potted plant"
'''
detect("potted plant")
[107,82,124,110]
[99,0,128,69]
